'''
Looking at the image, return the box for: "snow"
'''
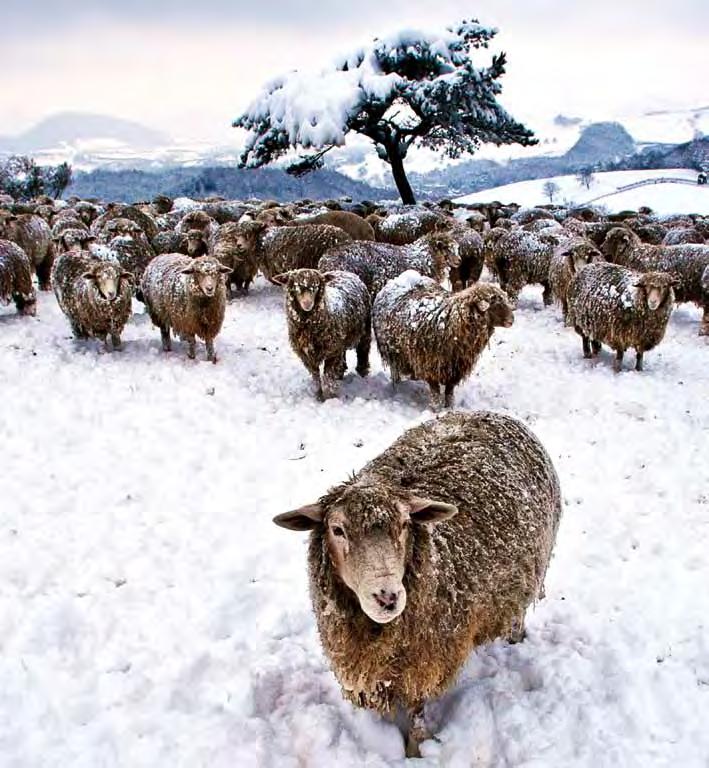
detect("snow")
[456,169,709,216]
[1,262,708,765]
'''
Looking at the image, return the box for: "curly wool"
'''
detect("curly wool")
[306,411,561,715]
[567,262,674,366]
[548,238,603,323]
[90,204,159,242]
[368,209,445,245]
[52,251,132,343]
[0,239,36,315]
[373,273,513,406]
[293,210,375,241]
[0,212,54,290]
[319,231,456,298]
[212,222,258,294]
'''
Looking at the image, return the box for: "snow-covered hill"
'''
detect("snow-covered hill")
[1,229,708,763]
[456,168,709,215]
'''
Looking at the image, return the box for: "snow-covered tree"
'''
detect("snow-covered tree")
[234,20,536,204]
[0,156,73,201]
[543,180,560,203]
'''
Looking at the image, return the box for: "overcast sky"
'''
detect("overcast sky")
[2,0,707,144]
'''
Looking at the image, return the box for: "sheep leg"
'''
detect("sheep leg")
[591,340,602,356]
[405,705,431,759]
[186,336,197,360]
[323,357,341,397]
[542,281,553,306]
[160,326,172,352]
[36,254,54,291]
[699,304,709,336]
[206,338,217,364]
[427,381,444,410]
[71,321,89,340]
[508,613,527,643]
[355,331,371,377]
[582,335,592,358]
[614,349,625,372]
[111,333,122,351]
[443,382,456,408]
[635,350,644,372]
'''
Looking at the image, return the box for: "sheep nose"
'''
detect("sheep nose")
[373,589,399,611]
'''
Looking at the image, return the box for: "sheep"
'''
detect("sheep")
[373,271,514,408]
[0,212,55,290]
[291,210,375,241]
[602,227,709,334]
[185,229,209,259]
[91,203,159,242]
[175,210,219,243]
[52,250,133,350]
[140,254,231,363]
[567,262,675,371]
[151,230,187,255]
[211,222,258,296]
[0,240,37,316]
[548,238,603,323]
[367,209,445,245]
[234,221,351,283]
[272,268,371,401]
[511,206,555,225]
[318,231,460,298]
[662,227,704,246]
[490,228,565,305]
[273,410,561,757]
[54,228,96,255]
[446,227,484,290]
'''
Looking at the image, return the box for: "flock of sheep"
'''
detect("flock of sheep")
[1,188,707,756]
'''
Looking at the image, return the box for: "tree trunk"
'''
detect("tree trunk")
[386,148,416,205]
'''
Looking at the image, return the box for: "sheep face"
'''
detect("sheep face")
[234,221,264,258]
[0,213,17,238]
[636,272,675,312]
[274,268,330,313]
[104,218,140,238]
[83,262,132,302]
[426,232,461,268]
[468,285,515,329]
[566,243,602,274]
[274,484,457,625]
[602,227,634,261]
[181,256,230,298]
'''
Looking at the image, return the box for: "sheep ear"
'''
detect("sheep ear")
[566,253,577,273]
[219,265,232,274]
[273,503,324,531]
[120,271,134,282]
[475,298,490,314]
[81,271,96,281]
[404,497,458,525]
[272,272,291,285]
[181,266,196,275]
[322,272,339,283]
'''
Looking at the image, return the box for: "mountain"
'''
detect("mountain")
[0,112,168,154]
[563,122,636,165]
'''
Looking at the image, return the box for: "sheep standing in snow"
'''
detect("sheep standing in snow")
[602,226,709,334]
[446,226,484,290]
[52,250,133,350]
[291,210,375,240]
[273,269,371,401]
[233,221,351,283]
[211,222,258,296]
[367,209,445,245]
[274,410,561,757]
[0,212,55,290]
[548,238,603,323]
[141,254,231,363]
[373,271,514,408]
[0,240,37,316]
[567,262,675,371]
[91,203,159,242]
[318,231,460,298]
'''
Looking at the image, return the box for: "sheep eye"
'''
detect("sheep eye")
[332,526,346,538]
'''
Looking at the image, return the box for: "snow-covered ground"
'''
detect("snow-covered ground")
[456,168,709,216]
[1,272,708,767]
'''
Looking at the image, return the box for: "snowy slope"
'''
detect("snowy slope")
[456,168,709,215]
[1,269,708,765]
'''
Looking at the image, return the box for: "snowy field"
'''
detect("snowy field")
[1,273,708,767]
[456,169,709,216]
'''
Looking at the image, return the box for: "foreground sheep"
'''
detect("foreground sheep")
[52,251,133,350]
[0,212,55,290]
[567,262,675,371]
[274,410,561,757]
[141,254,231,363]
[0,240,37,316]
[273,269,370,401]
[548,238,603,323]
[373,271,514,407]
[319,232,460,298]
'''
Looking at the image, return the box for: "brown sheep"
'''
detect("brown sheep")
[373,272,514,408]
[292,210,375,241]
[274,410,561,757]
[0,212,55,290]
[0,240,36,316]
[567,262,675,371]
[548,238,603,323]
[367,209,446,245]
[141,254,231,363]
[212,222,258,296]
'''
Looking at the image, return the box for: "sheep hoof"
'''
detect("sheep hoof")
[699,325,709,337]
[405,736,422,759]
[356,365,369,377]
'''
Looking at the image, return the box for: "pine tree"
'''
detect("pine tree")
[234,20,536,204]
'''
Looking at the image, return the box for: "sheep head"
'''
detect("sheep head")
[274,481,457,624]
[563,241,603,274]
[82,261,133,302]
[634,272,675,312]
[234,220,265,258]
[464,284,515,329]
[602,227,637,262]
[57,229,95,253]
[273,268,334,313]
[422,231,461,268]
[181,255,230,297]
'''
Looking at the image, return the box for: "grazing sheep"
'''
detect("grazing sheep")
[490,228,564,305]
[274,410,561,757]
[548,238,603,323]
[373,271,514,408]
[273,269,371,401]
[368,209,445,245]
[292,210,375,241]
[0,212,54,290]
[567,262,674,371]
[52,250,133,350]
[234,221,351,283]
[0,240,37,316]
[319,231,460,298]
[602,227,709,334]
[141,254,231,363]
[212,222,258,296]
